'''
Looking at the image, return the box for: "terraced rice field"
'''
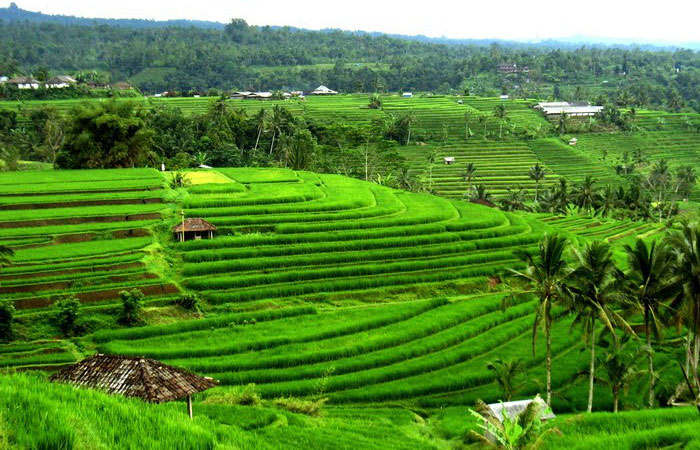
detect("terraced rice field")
[97,293,603,411]
[402,141,556,198]
[174,168,545,305]
[0,168,177,311]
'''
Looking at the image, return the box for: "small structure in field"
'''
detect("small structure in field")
[173,217,217,242]
[444,157,455,165]
[311,85,338,95]
[50,354,218,418]
[569,137,578,146]
[112,81,132,90]
[402,92,413,98]
[486,398,555,423]
[534,101,603,118]
[500,94,509,100]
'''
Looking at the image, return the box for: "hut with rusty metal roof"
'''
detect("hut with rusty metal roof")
[173,217,217,242]
[50,354,218,418]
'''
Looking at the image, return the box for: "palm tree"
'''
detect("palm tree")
[675,166,696,200]
[493,104,509,139]
[0,245,13,269]
[556,112,569,136]
[487,358,525,401]
[463,162,477,194]
[510,234,571,406]
[568,241,632,412]
[667,223,700,388]
[500,189,530,212]
[464,111,472,141]
[399,110,418,145]
[596,185,620,218]
[368,93,383,110]
[572,175,600,216]
[596,339,646,413]
[470,184,493,203]
[624,239,681,407]
[268,104,287,155]
[252,108,267,152]
[478,114,488,139]
[529,164,546,202]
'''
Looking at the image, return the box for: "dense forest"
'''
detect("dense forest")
[1,5,700,110]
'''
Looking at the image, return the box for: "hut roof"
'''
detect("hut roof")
[487,398,555,422]
[173,218,217,233]
[49,354,218,403]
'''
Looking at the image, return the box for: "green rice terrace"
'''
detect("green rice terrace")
[2,164,699,449]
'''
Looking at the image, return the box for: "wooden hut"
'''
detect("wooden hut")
[173,218,217,242]
[50,354,218,418]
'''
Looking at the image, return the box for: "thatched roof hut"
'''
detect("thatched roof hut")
[50,354,218,417]
[173,218,217,241]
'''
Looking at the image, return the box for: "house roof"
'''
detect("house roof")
[49,354,218,403]
[487,398,555,422]
[8,76,39,84]
[173,218,217,233]
[312,85,338,94]
[46,75,77,84]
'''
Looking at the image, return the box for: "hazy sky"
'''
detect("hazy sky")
[8,0,700,44]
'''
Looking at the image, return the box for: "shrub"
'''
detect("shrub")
[0,300,15,342]
[169,171,191,189]
[118,289,145,327]
[273,397,328,417]
[203,384,261,406]
[53,297,81,337]
[174,293,201,312]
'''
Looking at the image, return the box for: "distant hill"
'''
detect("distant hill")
[2,2,695,51]
[0,2,225,29]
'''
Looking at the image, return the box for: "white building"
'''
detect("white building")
[8,76,40,89]
[534,101,603,117]
[402,92,413,98]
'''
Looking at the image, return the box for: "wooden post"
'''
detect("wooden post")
[187,394,193,419]
[181,210,186,243]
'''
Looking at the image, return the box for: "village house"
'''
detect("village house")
[7,76,40,89]
[45,75,77,88]
[498,63,530,74]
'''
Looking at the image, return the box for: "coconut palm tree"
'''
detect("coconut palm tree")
[666,223,700,388]
[464,111,472,141]
[268,104,287,155]
[500,189,530,212]
[556,112,569,136]
[493,104,509,139]
[596,339,646,413]
[568,241,632,412]
[252,108,267,152]
[478,114,488,139]
[528,164,546,202]
[399,110,418,145]
[463,162,477,194]
[572,176,600,216]
[368,93,383,110]
[427,149,437,191]
[623,239,681,407]
[510,234,571,406]
[675,166,696,200]
[596,185,621,218]
[487,358,525,401]
[470,184,493,203]
[0,245,13,269]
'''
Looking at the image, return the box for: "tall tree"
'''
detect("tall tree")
[667,223,700,389]
[597,339,646,413]
[487,358,525,402]
[252,108,267,153]
[463,162,477,195]
[493,104,509,139]
[528,163,546,202]
[568,241,632,412]
[624,239,681,407]
[572,175,600,216]
[511,234,571,406]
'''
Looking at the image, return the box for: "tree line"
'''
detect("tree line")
[2,19,700,110]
